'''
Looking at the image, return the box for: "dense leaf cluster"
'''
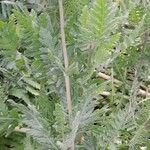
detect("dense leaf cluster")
[0,0,150,149]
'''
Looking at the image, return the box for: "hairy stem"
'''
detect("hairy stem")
[58,0,72,115]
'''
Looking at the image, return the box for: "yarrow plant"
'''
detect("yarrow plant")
[0,0,150,149]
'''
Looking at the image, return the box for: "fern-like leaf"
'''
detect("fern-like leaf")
[79,0,121,65]
[9,100,58,150]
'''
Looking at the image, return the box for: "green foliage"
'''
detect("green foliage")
[79,0,121,65]
[0,0,149,149]
[129,5,145,25]
[9,100,58,149]
[0,133,25,150]
[53,103,68,139]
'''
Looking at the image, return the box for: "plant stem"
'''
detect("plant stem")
[58,0,72,115]
[14,127,28,133]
